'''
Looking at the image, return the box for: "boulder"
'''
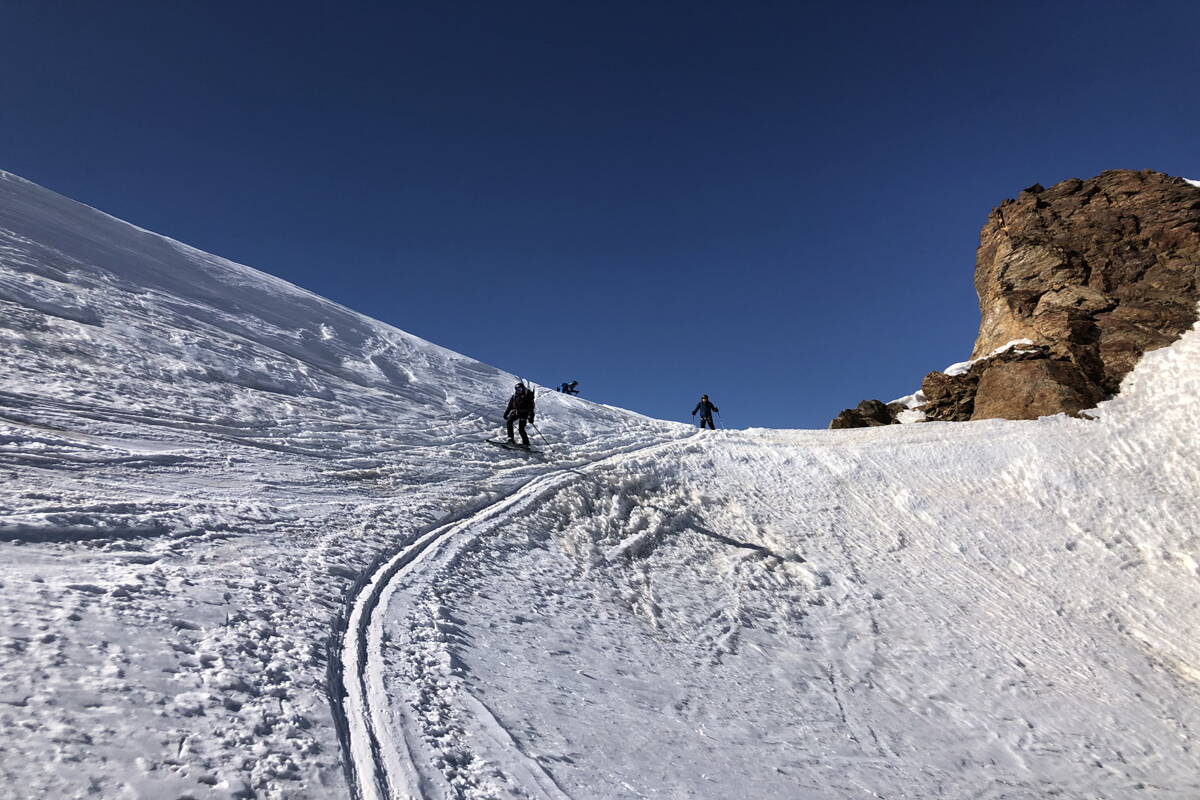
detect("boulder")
[918,342,1118,422]
[829,399,899,429]
[971,358,1106,421]
[919,370,978,422]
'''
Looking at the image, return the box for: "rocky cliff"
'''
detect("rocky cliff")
[831,170,1200,427]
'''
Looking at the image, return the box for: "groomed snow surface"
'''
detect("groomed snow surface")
[2,170,1199,799]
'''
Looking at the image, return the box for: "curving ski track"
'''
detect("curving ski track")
[330,436,693,800]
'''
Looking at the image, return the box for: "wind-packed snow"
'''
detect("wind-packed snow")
[1186,178,1200,188]
[3,170,1199,799]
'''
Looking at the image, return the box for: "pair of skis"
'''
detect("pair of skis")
[487,417,549,456]
[485,439,543,456]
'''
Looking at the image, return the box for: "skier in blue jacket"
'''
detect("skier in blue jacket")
[692,395,719,429]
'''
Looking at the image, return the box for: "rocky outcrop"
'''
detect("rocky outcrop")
[829,399,904,429]
[830,169,1200,428]
[972,358,1106,420]
[919,344,1105,422]
[918,370,980,423]
[974,169,1200,398]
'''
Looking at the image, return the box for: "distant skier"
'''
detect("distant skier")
[557,380,580,395]
[505,382,536,447]
[692,394,719,429]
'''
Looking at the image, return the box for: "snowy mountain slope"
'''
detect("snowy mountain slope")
[383,316,1200,799]
[2,168,1199,800]
[0,171,686,799]
[0,168,648,426]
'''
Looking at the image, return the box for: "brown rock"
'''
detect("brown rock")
[973,169,1200,394]
[829,399,899,429]
[920,370,978,422]
[828,409,863,429]
[971,358,1106,420]
[844,339,1110,425]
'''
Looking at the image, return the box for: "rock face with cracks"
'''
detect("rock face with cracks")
[973,169,1200,394]
[832,169,1200,427]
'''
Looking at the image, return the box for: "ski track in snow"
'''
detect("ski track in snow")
[0,170,687,799]
[336,435,696,800]
[4,168,1200,800]
[403,323,1200,800]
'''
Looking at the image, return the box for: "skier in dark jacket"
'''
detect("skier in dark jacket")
[505,382,536,447]
[692,395,719,429]
[557,380,580,395]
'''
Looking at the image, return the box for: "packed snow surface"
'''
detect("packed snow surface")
[2,170,1199,799]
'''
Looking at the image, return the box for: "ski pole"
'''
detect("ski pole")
[716,410,723,429]
[529,421,551,449]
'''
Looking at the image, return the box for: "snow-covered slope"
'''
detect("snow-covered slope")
[414,321,1200,798]
[0,168,666,437]
[3,171,1199,800]
[0,171,685,799]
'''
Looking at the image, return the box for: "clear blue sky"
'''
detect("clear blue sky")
[3,2,1197,428]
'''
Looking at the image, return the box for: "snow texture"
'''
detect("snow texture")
[3,169,1200,799]
[0,171,685,799]
[377,318,1200,798]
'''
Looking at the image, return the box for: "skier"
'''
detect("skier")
[505,382,536,447]
[557,380,580,395]
[692,394,719,429]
